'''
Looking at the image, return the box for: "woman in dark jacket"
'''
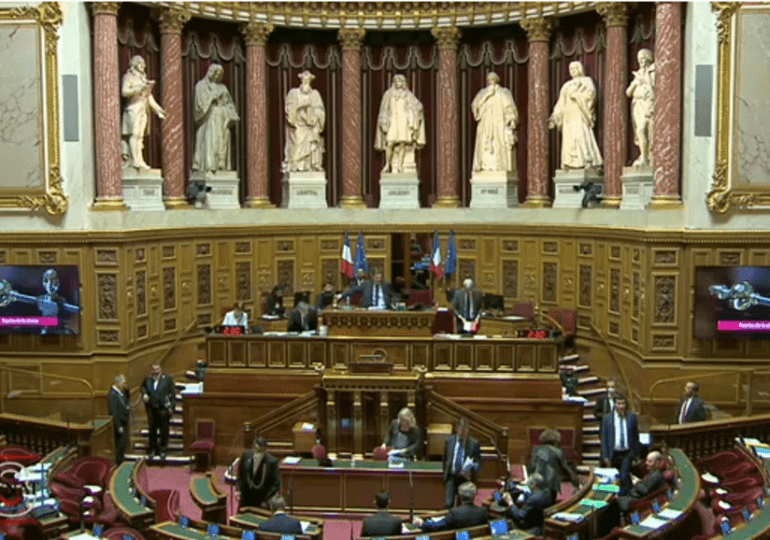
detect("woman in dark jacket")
[381,407,422,460]
[266,284,285,317]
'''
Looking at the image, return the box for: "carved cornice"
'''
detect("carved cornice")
[240,21,274,46]
[337,27,366,50]
[90,2,120,17]
[154,4,191,34]
[432,26,461,50]
[712,2,739,45]
[519,17,553,42]
[595,2,629,27]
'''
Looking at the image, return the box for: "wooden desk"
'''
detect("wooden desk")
[544,479,616,540]
[323,309,435,337]
[109,460,154,529]
[280,458,444,514]
[189,472,227,523]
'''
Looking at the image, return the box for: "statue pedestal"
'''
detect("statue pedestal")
[552,168,604,209]
[122,168,164,211]
[620,165,654,210]
[191,171,240,210]
[379,173,420,209]
[470,171,518,208]
[281,172,328,209]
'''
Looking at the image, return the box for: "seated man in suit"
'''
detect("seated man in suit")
[617,451,667,511]
[259,495,302,534]
[237,437,280,510]
[451,279,484,333]
[600,395,639,496]
[678,381,707,424]
[315,282,337,312]
[501,473,553,535]
[413,481,488,532]
[287,301,318,332]
[443,418,481,508]
[223,301,249,329]
[341,272,394,310]
[361,491,403,537]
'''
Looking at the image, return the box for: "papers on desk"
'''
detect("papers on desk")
[300,423,315,432]
[657,508,683,520]
[565,395,588,403]
[593,483,620,493]
[594,467,619,482]
[472,334,490,339]
[262,315,281,320]
[715,488,728,496]
[388,459,405,469]
[552,512,585,523]
[580,499,608,509]
[718,500,733,510]
[300,521,312,534]
[181,382,203,396]
[282,456,301,465]
[701,472,719,484]
[639,433,652,446]
[639,516,668,529]
[264,332,288,337]
[67,534,97,540]
[738,437,762,446]
[754,446,770,459]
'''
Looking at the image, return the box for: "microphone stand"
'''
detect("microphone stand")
[287,463,297,515]
[408,469,414,522]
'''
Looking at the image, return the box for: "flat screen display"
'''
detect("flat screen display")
[0,265,80,335]
[694,266,770,339]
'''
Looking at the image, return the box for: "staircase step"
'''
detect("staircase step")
[133,441,185,452]
[559,354,580,364]
[583,436,601,447]
[582,424,600,435]
[578,376,600,386]
[140,428,184,439]
[582,452,601,461]
[124,453,192,465]
[170,418,184,426]
[578,387,607,398]
[583,413,599,422]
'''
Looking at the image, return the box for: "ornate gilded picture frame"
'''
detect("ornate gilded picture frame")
[708,2,770,214]
[0,2,67,215]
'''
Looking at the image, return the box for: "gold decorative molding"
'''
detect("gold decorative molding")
[712,2,739,45]
[431,26,461,50]
[90,2,120,16]
[595,2,629,27]
[154,3,191,34]
[0,3,67,215]
[337,27,365,50]
[240,21,274,46]
[520,16,553,41]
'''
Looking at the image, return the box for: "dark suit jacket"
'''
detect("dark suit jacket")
[140,374,175,412]
[678,396,707,423]
[443,434,481,482]
[266,294,285,317]
[600,412,640,462]
[384,420,422,459]
[259,512,302,534]
[237,451,280,509]
[361,510,403,537]
[618,469,667,512]
[594,393,617,421]
[508,488,553,532]
[108,387,130,428]
[343,281,394,309]
[451,289,484,320]
[528,445,578,495]
[316,291,335,312]
[421,503,489,532]
[287,307,318,332]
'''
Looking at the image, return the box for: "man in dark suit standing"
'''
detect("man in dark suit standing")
[594,378,619,422]
[108,374,130,464]
[600,395,639,496]
[287,301,318,332]
[678,381,707,424]
[443,418,481,508]
[361,492,402,537]
[259,495,302,534]
[502,473,554,535]
[451,279,484,333]
[237,437,280,510]
[341,272,394,310]
[140,363,175,460]
[413,482,488,532]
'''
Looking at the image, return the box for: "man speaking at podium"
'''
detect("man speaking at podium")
[341,272,394,310]
[452,279,483,333]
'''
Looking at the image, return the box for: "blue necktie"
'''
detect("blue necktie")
[454,441,464,474]
[619,418,626,450]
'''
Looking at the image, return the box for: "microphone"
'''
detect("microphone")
[409,469,414,521]
[287,462,297,515]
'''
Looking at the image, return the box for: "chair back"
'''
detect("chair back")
[350,292,363,307]
[432,310,456,334]
[372,446,389,461]
[312,444,327,460]
[408,289,434,307]
[511,302,535,319]
[195,419,215,440]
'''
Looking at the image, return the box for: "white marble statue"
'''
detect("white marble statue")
[548,60,603,170]
[471,72,519,172]
[282,71,326,172]
[375,74,426,174]
[192,63,240,173]
[121,55,166,170]
[626,48,656,168]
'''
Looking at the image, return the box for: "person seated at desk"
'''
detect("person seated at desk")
[528,428,579,503]
[381,407,422,460]
[361,491,403,537]
[500,473,553,536]
[341,272,394,310]
[259,495,302,535]
[237,437,280,510]
[316,282,337,312]
[618,451,666,512]
[451,279,484,333]
[413,481,488,532]
[223,301,248,328]
[265,285,286,317]
[287,301,318,332]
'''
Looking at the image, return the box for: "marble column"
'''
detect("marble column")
[242,22,275,208]
[157,5,190,209]
[651,2,683,208]
[597,3,629,208]
[431,26,462,208]
[338,28,367,208]
[520,18,552,208]
[91,2,125,211]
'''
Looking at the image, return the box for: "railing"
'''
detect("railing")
[0,412,113,457]
[590,323,636,412]
[243,390,319,449]
[648,370,746,420]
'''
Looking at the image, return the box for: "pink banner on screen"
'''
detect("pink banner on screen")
[0,317,58,327]
[718,320,770,331]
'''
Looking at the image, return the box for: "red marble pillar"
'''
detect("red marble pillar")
[431,27,462,208]
[597,3,629,208]
[242,22,274,208]
[157,5,190,209]
[91,2,125,211]
[651,2,683,208]
[520,18,552,208]
[338,28,367,208]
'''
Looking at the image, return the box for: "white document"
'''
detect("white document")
[463,320,472,332]
[262,315,281,320]
[739,437,762,446]
[301,423,315,431]
[300,521,311,533]
[639,433,652,445]
[701,472,719,483]
[594,467,620,481]
[718,500,732,510]
[639,516,668,529]
[282,456,301,465]
[462,456,476,471]
[552,512,584,523]
[657,508,683,520]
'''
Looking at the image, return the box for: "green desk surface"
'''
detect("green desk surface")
[720,504,770,540]
[667,448,698,512]
[229,514,266,527]
[113,461,148,515]
[192,476,219,504]
[284,459,443,471]
[154,522,235,540]
[574,490,613,516]
[41,446,69,466]
[624,524,656,536]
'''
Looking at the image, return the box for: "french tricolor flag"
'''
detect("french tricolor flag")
[341,232,354,279]
[429,231,443,278]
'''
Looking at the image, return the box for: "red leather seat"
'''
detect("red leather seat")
[0,446,40,466]
[372,446,389,461]
[103,526,146,540]
[188,419,216,471]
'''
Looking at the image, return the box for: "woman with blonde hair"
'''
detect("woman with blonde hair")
[381,407,422,460]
